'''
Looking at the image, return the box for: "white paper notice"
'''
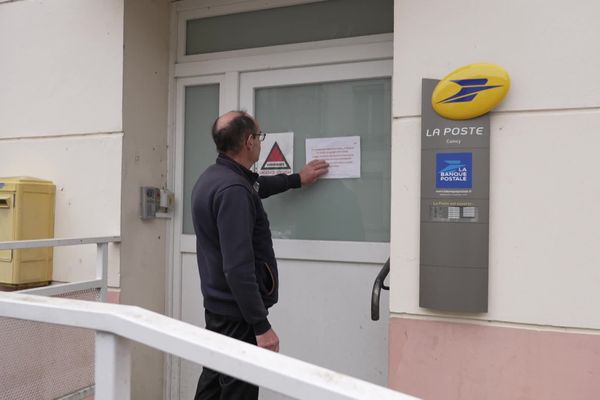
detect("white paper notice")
[305,136,361,179]
[256,132,294,176]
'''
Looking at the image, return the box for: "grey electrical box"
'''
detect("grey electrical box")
[419,79,489,313]
[141,187,175,220]
[141,186,161,220]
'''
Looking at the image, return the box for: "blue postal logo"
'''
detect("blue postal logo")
[437,79,502,104]
[436,152,472,189]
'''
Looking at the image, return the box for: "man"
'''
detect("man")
[191,111,328,400]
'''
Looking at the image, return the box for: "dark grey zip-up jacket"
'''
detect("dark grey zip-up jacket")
[191,153,301,335]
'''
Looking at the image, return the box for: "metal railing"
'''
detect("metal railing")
[0,292,418,400]
[0,236,120,400]
[0,236,120,300]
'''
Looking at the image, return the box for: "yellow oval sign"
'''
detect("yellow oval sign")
[432,63,510,120]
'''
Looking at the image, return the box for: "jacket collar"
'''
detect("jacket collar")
[216,153,258,184]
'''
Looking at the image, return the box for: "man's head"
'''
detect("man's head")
[212,111,262,167]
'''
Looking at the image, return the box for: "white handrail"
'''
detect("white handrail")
[0,292,418,400]
[0,236,120,250]
[0,236,120,300]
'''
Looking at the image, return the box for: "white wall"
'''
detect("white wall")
[390,0,600,329]
[0,0,124,137]
[392,0,600,117]
[0,0,170,397]
[0,0,124,286]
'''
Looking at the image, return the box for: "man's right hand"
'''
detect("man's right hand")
[299,159,329,186]
[256,328,280,352]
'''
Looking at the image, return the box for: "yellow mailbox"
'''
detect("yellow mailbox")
[0,177,55,288]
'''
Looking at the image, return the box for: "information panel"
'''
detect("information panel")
[420,79,489,313]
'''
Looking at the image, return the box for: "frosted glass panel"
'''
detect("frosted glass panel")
[183,84,219,234]
[255,78,391,242]
[186,0,393,55]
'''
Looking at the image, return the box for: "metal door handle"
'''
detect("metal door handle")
[371,258,390,321]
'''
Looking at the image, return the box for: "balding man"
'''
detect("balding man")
[191,111,328,400]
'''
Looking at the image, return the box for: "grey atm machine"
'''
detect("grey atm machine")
[419,79,490,313]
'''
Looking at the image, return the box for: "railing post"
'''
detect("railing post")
[95,331,131,400]
[96,242,108,301]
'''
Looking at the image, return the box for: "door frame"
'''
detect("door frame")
[172,58,393,310]
[167,2,394,398]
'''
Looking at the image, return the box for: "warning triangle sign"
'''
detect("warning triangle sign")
[261,142,291,171]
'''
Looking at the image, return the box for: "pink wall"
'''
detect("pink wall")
[107,287,120,304]
[389,317,600,400]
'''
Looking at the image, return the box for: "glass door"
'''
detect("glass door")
[240,60,392,261]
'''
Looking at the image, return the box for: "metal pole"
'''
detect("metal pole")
[95,332,131,400]
[96,242,108,302]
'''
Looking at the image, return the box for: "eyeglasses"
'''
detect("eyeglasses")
[252,131,266,141]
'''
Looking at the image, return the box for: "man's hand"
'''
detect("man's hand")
[299,159,329,186]
[256,328,280,352]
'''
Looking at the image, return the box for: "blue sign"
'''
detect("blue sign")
[436,152,472,189]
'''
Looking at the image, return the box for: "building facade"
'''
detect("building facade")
[1,0,599,399]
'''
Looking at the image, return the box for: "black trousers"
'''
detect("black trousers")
[195,310,259,400]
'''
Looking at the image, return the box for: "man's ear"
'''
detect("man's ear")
[245,134,254,149]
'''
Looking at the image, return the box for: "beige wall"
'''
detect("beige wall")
[0,0,171,397]
[390,0,600,397]
[390,0,600,329]
[121,0,171,399]
[0,0,123,137]
[0,0,124,397]
[0,0,124,286]
[0,135,122,285]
